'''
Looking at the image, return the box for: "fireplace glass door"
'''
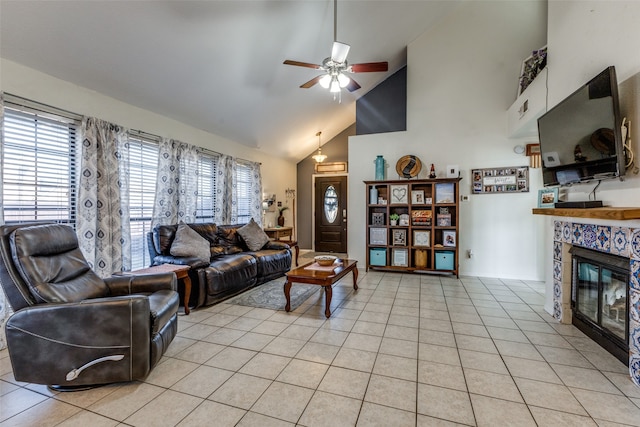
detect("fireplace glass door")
[575,259,627,344]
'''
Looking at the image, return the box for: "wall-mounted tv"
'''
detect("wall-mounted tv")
[537,66,625,187]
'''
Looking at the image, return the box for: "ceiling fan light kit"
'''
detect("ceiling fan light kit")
[283,0,388,99]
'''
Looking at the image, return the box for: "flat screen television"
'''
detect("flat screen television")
[537,66,625,187]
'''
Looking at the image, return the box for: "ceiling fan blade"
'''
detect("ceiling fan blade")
[346,78,361,92]
[331,41,350,63]
[349,62,389,73]
[283,60,323,70]
[300,75,323,89]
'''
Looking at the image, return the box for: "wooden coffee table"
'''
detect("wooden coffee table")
[129,264,192,315]
[284,259,358,318]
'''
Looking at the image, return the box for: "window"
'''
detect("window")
[127,132,159,270]
[2,97,80,225]
[235,161,253,224]
[195,151,218,223]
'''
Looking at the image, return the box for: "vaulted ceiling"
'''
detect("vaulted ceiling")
[0,0,462,161]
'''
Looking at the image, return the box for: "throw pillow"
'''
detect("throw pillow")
[170,222,211,262]
[237,218,270,251]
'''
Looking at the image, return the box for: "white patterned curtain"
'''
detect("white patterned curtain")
[244,160,263,225]
[77,117,131,277]
[151,138,199,227]
[0,93,6,350]
[214,156,263,225]
[215,154,237,224]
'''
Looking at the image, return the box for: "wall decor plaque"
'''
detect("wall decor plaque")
[471,166,529,194]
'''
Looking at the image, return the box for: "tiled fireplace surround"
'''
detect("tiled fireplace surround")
[552,220,640,388]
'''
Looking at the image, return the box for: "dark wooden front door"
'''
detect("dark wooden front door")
[314,175,347,253]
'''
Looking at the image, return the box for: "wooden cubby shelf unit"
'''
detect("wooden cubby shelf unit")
[365,178,461,276]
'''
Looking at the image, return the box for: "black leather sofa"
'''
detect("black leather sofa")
[148,223,292,308]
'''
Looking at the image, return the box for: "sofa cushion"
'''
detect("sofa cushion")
[201,254,258,295]
[250,249,292,278]
[170,223,210,262]
[216,226,245,254]
[237,219,270,251]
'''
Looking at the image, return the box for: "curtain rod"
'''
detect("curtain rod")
[130,128,260,165]
[2,93,261,166]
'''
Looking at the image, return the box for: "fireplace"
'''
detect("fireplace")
[571,246,629,364]
[550,219,640,390]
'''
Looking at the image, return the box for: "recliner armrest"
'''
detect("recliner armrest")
[5,295,153,386]
[106,273,177,296]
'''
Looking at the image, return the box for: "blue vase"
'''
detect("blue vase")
[375,155,385,180]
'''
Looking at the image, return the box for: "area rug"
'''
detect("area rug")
[227,278,321,311]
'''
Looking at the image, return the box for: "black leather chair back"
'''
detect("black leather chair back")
[10,223,108,304]
[0,223,43,311]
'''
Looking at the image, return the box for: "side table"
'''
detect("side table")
[128,264,192,315]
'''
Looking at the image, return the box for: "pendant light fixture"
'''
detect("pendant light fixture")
[312,131,327,163]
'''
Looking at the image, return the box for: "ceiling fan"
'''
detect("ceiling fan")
[283,0,388,94]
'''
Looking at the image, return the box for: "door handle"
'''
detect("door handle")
[343,209,347,222]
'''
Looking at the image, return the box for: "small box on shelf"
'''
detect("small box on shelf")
[370,248,387,266]
[435,251,455,270]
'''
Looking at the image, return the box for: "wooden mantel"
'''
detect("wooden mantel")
[532,207,640,220]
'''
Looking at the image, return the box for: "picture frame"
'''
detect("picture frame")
[413,230,431,247]
[538,187,559,208]
[392,229,407,246]
[471,166,529,194]
[411,190,424,204]
[390,184,409,204]
[437,214,451,227]
[526,143,540,156]
[435,182,455,203]
[392,248,408,267]
[443,230,456,247]
[446,165,459,178]
[370,227,387,245]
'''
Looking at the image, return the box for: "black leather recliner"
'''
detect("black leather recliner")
[0,223,179,389]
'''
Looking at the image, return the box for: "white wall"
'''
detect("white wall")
[0,59,297,226]
[539,1,640,314]
[348,1,548,280]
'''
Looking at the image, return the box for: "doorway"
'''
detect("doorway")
[314,175,347,253]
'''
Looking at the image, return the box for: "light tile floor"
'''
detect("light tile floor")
[2,271,640,426]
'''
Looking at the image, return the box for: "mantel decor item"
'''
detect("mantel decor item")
[375,155,385,180]
[471,166,529,194]
[537,187,559,208]
[396,155,422,179]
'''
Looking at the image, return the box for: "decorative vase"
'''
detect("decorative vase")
[277,215,285,226]
[370,187,378,204]
[390,220,398,226]
[375,155,385,180]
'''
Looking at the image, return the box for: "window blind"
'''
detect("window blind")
[195,151,218,223]
[2,99,80,225]
[127,132,159,270]
[236,161,253,224]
